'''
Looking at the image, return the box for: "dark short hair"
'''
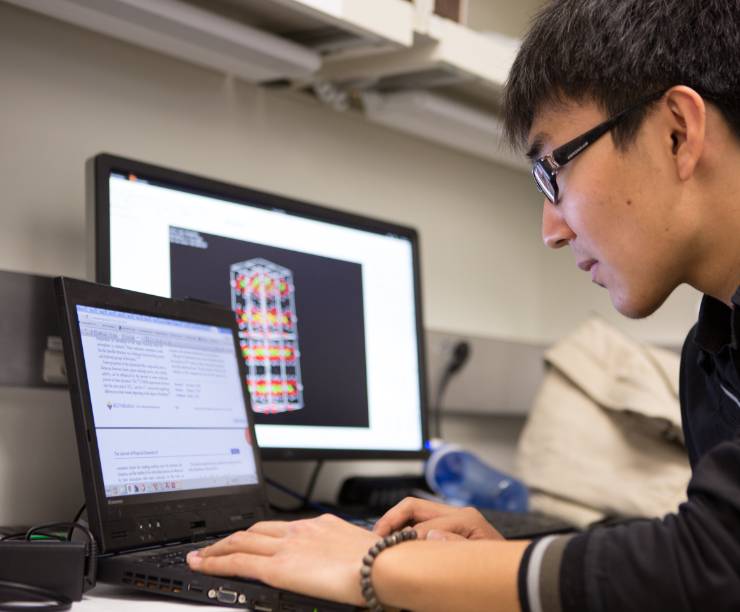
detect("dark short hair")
[503,0,740,152]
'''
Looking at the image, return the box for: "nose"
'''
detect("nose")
[542,199,575,249]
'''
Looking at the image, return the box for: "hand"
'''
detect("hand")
[186,514,376,606]
[373,497,504,541]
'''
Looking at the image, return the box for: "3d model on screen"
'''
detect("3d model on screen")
[230,258,305,414]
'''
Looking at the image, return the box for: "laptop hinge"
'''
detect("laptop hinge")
[189,531,230,545]
[115,542,181,555]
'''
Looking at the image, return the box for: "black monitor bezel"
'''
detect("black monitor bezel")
[90,153,430,461]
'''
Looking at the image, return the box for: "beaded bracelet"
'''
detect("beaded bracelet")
[359,529,418,611]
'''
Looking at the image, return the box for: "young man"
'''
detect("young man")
[187,1,740,609]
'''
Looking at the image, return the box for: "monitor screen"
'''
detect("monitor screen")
[75,304,259,498]
[90,154,428,459]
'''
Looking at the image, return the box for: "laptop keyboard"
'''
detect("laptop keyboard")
[129,515,376,571]
[139,543,209,569]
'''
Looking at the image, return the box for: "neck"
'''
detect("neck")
[689,209,740,308]
[684,124,740,305]
[688,190,740,306]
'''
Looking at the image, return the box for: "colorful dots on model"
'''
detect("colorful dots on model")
[230,258,305,415]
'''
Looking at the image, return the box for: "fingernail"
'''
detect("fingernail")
[426,530,445,540]
[187,551,201,565]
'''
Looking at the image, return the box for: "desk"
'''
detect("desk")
[74,583,216,611]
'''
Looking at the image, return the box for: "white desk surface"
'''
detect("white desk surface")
[75,583,218,611]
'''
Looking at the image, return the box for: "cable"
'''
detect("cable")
[265,475,363,522]
[0,580,72,612]
[0,531,65,542]
[433,340,471,439]
[266,461,324,513]
[303,460,324,505]
[67,504,86,541]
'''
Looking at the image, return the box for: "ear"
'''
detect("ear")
[663,86,706,181]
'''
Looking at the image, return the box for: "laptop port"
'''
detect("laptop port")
[216,588,238,604]
[254,604,274,612]
[187,584,204,593]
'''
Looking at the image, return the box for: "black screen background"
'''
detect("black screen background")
[170,228,370,429]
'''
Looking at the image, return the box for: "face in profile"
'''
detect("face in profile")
[529,99,693,319]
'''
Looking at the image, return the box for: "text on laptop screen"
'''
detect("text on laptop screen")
[76,305,258,498]
[103,170,424,455]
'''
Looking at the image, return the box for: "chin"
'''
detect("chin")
[609,289,665,320]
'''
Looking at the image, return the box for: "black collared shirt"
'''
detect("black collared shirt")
[520,289,740,612]
[681,288,740,467]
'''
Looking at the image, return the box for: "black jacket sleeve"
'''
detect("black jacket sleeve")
[560,433,740,611]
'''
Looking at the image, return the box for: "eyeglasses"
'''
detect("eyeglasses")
[532,90,666,204]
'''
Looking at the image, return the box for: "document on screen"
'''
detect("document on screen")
[76,305,257,497]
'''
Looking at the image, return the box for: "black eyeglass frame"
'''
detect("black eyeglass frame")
[532,90,667,204]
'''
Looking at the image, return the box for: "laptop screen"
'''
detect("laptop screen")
[75,304,259,499]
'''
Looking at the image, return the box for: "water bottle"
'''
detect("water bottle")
[425,443,529,512]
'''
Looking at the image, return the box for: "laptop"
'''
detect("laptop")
[55,277,357,611]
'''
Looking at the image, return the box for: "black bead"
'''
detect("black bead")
[361,530,420,611]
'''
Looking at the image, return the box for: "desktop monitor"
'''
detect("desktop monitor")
[88,154,428,460]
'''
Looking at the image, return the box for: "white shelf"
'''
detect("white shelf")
[316,7,525,170]
[318,12,519,99]
[4,0,415,83]
[5,0,323,82]
[6,0,526,168]
[272,0,415,50]
[423,14,520,89]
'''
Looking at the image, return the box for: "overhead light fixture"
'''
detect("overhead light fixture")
[362,90,528,172]
[7,0,322,82]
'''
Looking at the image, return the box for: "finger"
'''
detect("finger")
[198,531,280,558]
[410,515,475,539]
[373,498,449,536]
[187,551,267,582]
[413,514,502,541]
[426,529,466,541]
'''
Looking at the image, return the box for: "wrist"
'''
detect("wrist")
[371,539,531,612]
[360,529,418,611]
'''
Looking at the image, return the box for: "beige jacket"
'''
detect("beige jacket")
[516,318,691,527]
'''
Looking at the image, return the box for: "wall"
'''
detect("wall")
[0,2,699,524]
[0,2,544,341]
[537,246,701,345]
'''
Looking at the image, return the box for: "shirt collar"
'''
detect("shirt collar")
[695,286,740,353]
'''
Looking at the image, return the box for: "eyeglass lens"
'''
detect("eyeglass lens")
[533,163,556,203]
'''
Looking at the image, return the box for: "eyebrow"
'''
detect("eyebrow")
[525,133,548,161]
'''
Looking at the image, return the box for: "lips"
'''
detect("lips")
[577,259,597,272]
